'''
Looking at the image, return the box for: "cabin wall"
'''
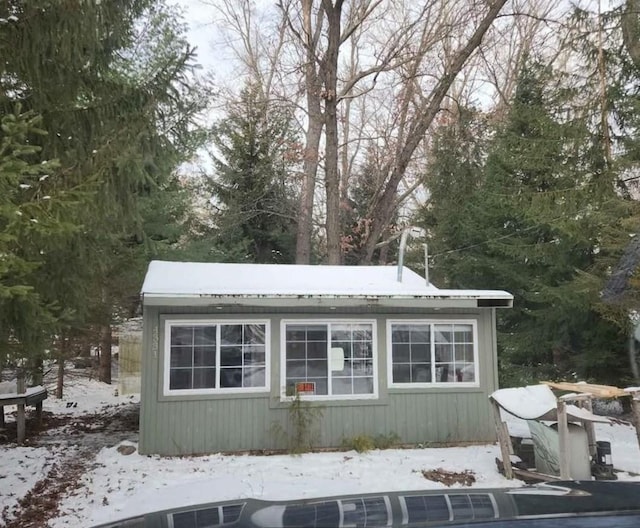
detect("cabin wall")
[139,306,498,455]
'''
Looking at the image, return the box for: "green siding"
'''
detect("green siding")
[139,307,498,455]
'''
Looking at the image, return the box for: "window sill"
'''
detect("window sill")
[388,386,485,394]
[158,389,271,402]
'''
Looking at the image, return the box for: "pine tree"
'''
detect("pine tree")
[201,85,298,264]
[0,1,210,381]
[0,107,84,366]
[421,63,632,386]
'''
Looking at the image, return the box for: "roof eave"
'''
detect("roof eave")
[142,293,513,309]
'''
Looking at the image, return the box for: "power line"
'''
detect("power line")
[429,196,624,259]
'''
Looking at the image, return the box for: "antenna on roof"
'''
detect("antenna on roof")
[397,226,426,282]
[424,244,429,286]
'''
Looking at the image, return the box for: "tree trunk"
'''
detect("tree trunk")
[99,324,112,384]
[296,119,322,264]
[359,0,508,262]
[295,0,325,264]
[56,357,64,399]
[322,0,344,265]
[622,0,640,69]
[56,333,68,399]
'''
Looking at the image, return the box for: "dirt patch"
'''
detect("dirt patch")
[1,452,92,528]
[1,402,139,526]
[417,468,476,486]
[1,403,139,446]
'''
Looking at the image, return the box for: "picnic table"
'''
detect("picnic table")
[0,382,47,444]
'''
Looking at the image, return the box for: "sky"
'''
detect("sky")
[170,0,230,74]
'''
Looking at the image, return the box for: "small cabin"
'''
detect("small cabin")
[138,261,512,455]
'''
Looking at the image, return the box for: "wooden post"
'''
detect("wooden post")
[557,400,571,479]
[35,401,43,427]
[16,370,26,445]
[491,398,513,479]
[581,397,597,458]
[0,406,4,429]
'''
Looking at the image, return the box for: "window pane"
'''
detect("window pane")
[307,341,327,359]
[411,343,429,362]
[410,327,430,343]
[287,360,307,378]
[193,368,216,389]
[193,326,216,346]
[220,368,242,388]
[411,364,431,383]
[193,346,216,367]
[220,324,242,345]
[435,364,454,382]
[331,324,351,341]
[171,326,193,346]
[286,342,306,360]
[393,343,410,363]
[456,363,475,382]
[457,343,474,362]
[170,369,192,390]
[353,342,372,359]
[306,325,327,341]
[435,344,453,362]
[454,324,473,343]
[243,366,265,387]
[332,377,352,395]
[392,325,411,343]
[307,360,327,378]
[220,346,242,366]
[245,324,265,344]
[244,347,265,365]
[393,363,410,383]
[313,379,328,395]
[352,325,372,342]
[353,377,374,394]
[171,347,192,368]
[286,325,307,341]
[434,325,453,343]
[352,359,373,376]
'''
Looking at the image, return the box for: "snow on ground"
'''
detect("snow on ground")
[2,372,639,528]
[0,446,62,518]
[41,375,139,417]
[2,371,138,424]
[51,442,520,527]
[596,421,640,476]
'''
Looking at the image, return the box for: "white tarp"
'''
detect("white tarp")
[490,384,612,424]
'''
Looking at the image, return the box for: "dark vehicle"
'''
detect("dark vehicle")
[94,481,640,528]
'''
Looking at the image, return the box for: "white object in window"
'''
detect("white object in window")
[163,320,269,395]
[281,321,377,400]
[388,320,478,387]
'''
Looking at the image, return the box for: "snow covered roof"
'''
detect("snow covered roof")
[141,261,513,308]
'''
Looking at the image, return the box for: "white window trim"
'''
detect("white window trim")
[386,319,480,389]
[280,318,379,401]
[163,319,271,396]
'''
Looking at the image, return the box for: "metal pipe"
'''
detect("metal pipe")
[424,244,429,286]
[397,229,410,282]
